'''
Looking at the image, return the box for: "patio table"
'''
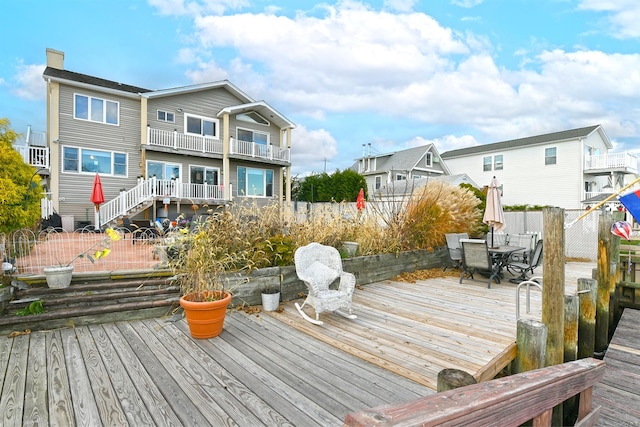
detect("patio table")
[489,246,526,277]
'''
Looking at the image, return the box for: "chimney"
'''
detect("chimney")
[46,48,64,70]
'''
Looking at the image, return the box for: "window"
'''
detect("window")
[185,114,218,138]
[190,166,219,185]
[425,152,432,167]
[74,94,119,125]
[147,161,180,180]
[545,147,557,165]
[375,176,381,190]
[62,146,127,176]
[396,173,406,181]
[157,110,175,123]
[237,167,273,197]
[483,156,492,171]
[494,155,503,171]
[237,112,269,126]
[237,128,269,145]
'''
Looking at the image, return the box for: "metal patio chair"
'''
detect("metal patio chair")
[507,239,544,283]
[443,232,469,271]
[459,238,501,288]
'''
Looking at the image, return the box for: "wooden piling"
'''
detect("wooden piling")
[609,261,618,339]
[542,207,565,367]
[595,213,613,354]
[563,294,579,425]
[514,318,547,374]
[437,369,477,392]
[577,278,597,359]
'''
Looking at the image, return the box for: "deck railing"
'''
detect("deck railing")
[99,178,226,226]
[14,145,50,169]
[230,137,290,162]
[345,358,605,427]
[585,151,637,172]
[147,127,224,155]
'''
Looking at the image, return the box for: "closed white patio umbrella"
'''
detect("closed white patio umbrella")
[483,176,505,248]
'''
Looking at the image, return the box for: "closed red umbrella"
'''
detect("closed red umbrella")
[356,188,365,211]
[90,174,105,230]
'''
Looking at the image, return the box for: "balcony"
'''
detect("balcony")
[147,127,290,164]
[15,145,50,169]
[585,152,638,175]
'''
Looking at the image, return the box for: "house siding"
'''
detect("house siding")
[57,84,142,223]
[229,160,282,205]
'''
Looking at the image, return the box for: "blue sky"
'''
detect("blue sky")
[2,0,640,176]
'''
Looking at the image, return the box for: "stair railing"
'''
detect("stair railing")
[99,178,157,226]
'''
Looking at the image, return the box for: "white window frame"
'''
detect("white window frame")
[184,113,219,138]
[237,127,270,145]
[236,111,270,126]
[189,165,220,185]
[396,173,407,181]
[157,110,175,123]
[237,166,274,197]
[73,93,119,125]
[483,156,492,172]
[494,154,503,171]
[375,176,381,190]
[62,146,127,177]
[425,152,432,167]
[545,147,557,165]
[146,161,181,180]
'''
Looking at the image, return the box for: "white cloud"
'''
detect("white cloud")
[289,125,339,175]
[11,63,46,101]
[148,0,249,16]
[184,59,229,83]
[383,0,417,13]
[450,0,484,8]
[578,0,640,39]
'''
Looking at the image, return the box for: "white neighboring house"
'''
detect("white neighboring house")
[441,125,638,209]
[351,144,461,197]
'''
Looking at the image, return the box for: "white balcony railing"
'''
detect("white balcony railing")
[585,152,637,173]
[15,145,50,169]
[230,137,290,162]
[147,128,291,163]
[147,128,224,155]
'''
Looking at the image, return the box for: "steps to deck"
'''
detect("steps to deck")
[0,270,180,335]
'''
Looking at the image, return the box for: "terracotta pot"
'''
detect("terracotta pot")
[179,291,232,339]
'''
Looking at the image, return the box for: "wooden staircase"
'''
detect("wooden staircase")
[0,270,180,335]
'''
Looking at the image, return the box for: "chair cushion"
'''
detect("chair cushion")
[305,261,340,288]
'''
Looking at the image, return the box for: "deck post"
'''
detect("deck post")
[542,207,565,425]
[513,318,547,374]
[596,213,614,355]
[437,369,477,392]
[563,294,579,423]
[577,278,597,359]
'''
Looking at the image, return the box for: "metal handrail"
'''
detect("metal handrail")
[516,276,542,319]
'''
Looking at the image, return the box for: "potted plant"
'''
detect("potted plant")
[169,212,253,339]
[44,228,121,289]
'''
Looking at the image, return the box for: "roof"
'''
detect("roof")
[218,101,296,130]
[374,174,478,197]
[441,125,608,159]
[43,67,151,94]
[354,144,450,175]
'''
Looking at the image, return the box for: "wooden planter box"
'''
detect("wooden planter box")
[228,247,448,306]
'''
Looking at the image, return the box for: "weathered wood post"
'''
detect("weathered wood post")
[577,278,597,359]
[608,261,618,338]
[513,318,547,374]
[542,207,565,425]
[595,212,614,355]
[563,294,579,424]
[437,369,477,392]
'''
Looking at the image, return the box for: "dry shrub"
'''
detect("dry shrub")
[399,180,483,250]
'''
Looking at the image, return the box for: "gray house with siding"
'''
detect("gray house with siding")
[41,48,295,229]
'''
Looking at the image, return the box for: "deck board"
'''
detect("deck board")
[1,262,611,427]
[594,308,640,427]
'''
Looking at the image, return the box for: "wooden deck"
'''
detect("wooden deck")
[0,262,597,426]
[594,308,640,426]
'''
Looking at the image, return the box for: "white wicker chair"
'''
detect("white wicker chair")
[294,242,357,325]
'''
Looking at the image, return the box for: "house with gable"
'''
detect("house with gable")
[441,125,638,210]
[27,48,295,229]
[350,144,473,197]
